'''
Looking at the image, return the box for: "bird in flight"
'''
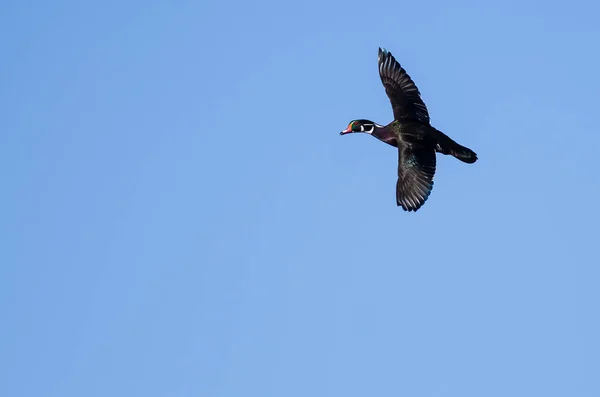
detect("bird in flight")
[340,48,478,212]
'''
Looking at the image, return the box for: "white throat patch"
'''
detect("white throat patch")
[363,124,377,134]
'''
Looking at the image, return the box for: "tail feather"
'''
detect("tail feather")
[435,130,478,164]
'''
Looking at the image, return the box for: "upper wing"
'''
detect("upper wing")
[378,48,430,124]
[396,143,436,211]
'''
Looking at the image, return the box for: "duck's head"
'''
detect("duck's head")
[340,119,376,135]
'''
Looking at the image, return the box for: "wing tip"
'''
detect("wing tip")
[396,181,434,212]
[378,47,389,61]
[397,195,430,212]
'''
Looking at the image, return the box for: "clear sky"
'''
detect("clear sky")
[1,0,599,396]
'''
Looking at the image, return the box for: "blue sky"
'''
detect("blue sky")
[1,0,599,396]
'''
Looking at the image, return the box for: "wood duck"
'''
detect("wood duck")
[340,48,478,212]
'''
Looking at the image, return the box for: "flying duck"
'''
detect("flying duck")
[340,48,478,212]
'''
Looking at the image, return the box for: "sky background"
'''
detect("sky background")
[1,0,599,396]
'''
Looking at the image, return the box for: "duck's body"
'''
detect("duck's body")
[371,120,477,161]
[340,48,477,211]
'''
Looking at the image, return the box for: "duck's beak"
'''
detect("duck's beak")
[340,126,352,135]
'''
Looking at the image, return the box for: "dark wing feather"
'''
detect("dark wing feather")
[378,48,430,124]
[396,143,436,211]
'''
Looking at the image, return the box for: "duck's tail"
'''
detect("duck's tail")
[435,130,478,164]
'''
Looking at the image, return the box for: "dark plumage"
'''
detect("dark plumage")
[340,48,478,211]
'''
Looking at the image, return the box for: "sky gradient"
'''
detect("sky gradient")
[1,1,599,396]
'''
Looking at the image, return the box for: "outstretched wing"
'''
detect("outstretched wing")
[396,143,436,211]
[378,48,430,124]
